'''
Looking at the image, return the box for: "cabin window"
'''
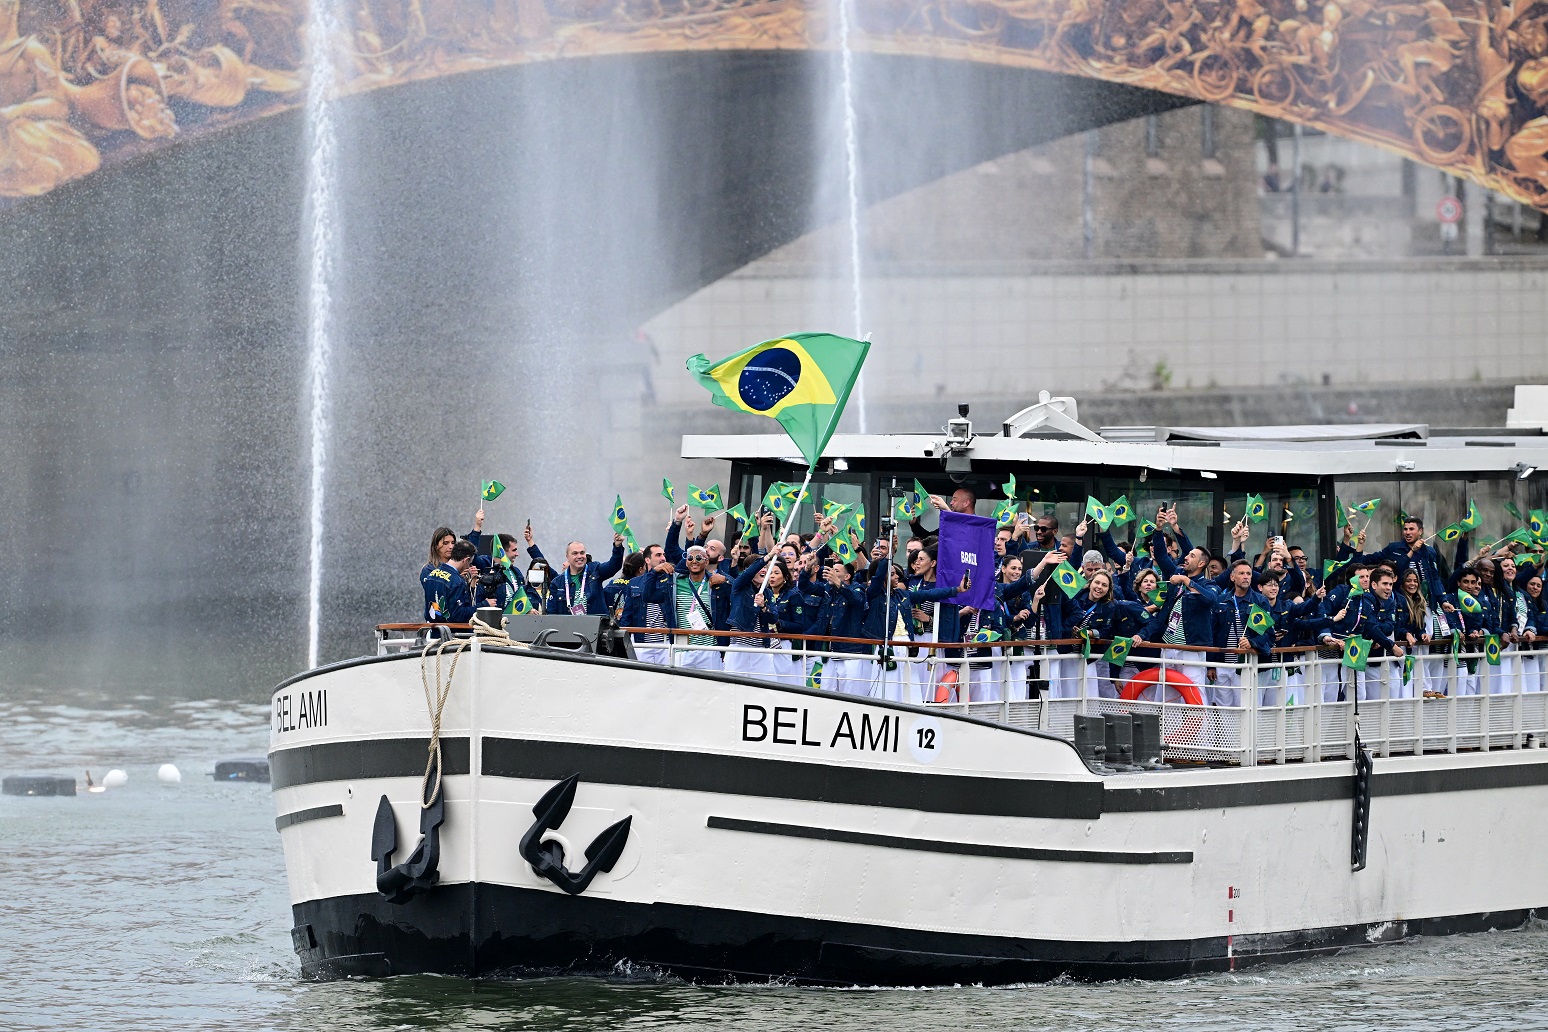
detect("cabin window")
[1335,476,1538,555]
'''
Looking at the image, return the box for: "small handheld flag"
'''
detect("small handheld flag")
[686,333,870,470]
[912,479,930,510]
[1144,584,1167,606]
[1138,518,1156,538]
[1346,580,1367,598]
[1104,635,1135,665]
[806,658,824,690]
[1085,496,1111,531]
[1078,627,1092,660]
[1485,633,1503,666]
[1245,494,1268,524]
[481,480,506,502]
[1439,523,1464,543]
[893,492,921,524]
[1109,495,1134,526]
[1495,527,1534,549]
[491,535,507,566]
[686,484,724,512]
[1456,589,1483,615]
[505,587,536,615]
[1003,474,1017,500]
[1530,508,1548,544]
[661,478,675,504]
[1403,653,1415,685]
[1052,561,1088,598]
[1342,635,1371,672]
[830,533,856,564]
[611,495,630,532]
[1247,604,1274,634]
[970,627,1002,644]
[1458,498,1481,531]
[1450,629,1463,657]
[1335,496,1349,529]
[1352,498,1382,516]
[763,482,790,517]
[724,503,749,537]
[1322,559,1339,582]
[993,499,1018,529]
[822,499,853,523]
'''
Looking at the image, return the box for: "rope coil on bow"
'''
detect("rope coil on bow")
[416,620,523,808]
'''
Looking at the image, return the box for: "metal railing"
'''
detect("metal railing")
[377,621,1548,766]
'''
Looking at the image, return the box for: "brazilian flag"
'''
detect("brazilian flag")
[610,495,631,535]
[481,479,506,502]
[1138,518,1156,538]
[1439,522,1464,543]
[1078,628,1092,660]
[661,478,674,504]
[1052,560,1088,598]
[1342,635,1371,672]
[1530,509,1548,544]
[994,499,1018,529]
[1144,584,1167,606]
[1322,559,1340,581]
[1247,604,1274,634]
[830,532,856,564]
[686,484,724,512]
[1403,653,1415,685]
[1497,527,1534,548]
[970,627,1002,644]
[724,503,749,537]
[850,506,866,540]
[782,482,810,508]
[1104,635,1135,665]
[762,481,790,517]
[893,492,921,525]
[1352,498,1382,516]
[1335,495,1349,529]
[1485,633,1503,666]
[1109,495,1134,526]
[1245,493,1268,524]
[505,586,536,616]
[686,333,870,470]
[912,479,930,509]
[1450,629,1463,657]
[823,499,853,523]
[1003,473,1017,500]
[806,659,824,690]
[1085,496,1111,530]
[1457,589,1483,615]
[1347,580,1367,598]
[1458,498,1481,531]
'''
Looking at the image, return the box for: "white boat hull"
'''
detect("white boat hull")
[269,644,1548,981]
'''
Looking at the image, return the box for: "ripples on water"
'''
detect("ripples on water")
[3,691,1548,1032]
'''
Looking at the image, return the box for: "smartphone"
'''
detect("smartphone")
[525,518,531,531]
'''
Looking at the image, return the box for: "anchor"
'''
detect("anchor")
[370,778,445,904]
[518,774,633,896]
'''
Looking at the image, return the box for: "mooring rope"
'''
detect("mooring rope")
[415,620,522,808]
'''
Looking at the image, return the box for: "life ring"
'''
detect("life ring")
[1119,666,1204,705]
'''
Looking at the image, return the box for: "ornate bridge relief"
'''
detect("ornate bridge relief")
[2,0,1546,208]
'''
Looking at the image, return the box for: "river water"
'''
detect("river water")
[5,685,1548,1031]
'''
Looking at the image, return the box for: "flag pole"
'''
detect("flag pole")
[759,466,815,600]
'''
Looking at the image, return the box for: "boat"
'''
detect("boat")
[272,394,1548,982]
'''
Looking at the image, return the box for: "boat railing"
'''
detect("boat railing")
[374,621,1548,767]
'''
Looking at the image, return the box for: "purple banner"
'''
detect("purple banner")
[935,510,997,611]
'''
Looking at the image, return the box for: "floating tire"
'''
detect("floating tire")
[3,774,77,797]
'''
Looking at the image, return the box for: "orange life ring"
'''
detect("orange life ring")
[1120,666,1204,705]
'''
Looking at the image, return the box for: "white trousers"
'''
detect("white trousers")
[674,648,723,672]
[1159,649,1207,698]
[1044,655,1082,699]
[633,645,671,666]
[724,646,780,681]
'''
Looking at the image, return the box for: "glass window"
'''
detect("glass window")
[1335,475,1527,563]
[1095,477,1217,555]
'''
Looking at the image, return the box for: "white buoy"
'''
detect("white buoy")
[157,764,182,784]
[103,769,128,788]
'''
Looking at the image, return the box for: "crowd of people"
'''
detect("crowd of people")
[417,488,1548,707]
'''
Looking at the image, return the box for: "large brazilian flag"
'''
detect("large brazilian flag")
[686,333,870,470]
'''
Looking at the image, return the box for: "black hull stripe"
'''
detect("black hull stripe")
[288,883,1545,984]
[269,737,469,791]
[268,734,1548,814]
[1104,756,1548,812]
[275,803,344,831]
[482,737,1102,820]
[706,815,1193,864]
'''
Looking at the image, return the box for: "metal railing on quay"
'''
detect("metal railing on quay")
[379,620,1548,766]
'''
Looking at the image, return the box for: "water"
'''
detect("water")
[302,0,342,670]
[7,688,1548,1030]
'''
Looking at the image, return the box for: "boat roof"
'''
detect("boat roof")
[683,424,1548,479]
